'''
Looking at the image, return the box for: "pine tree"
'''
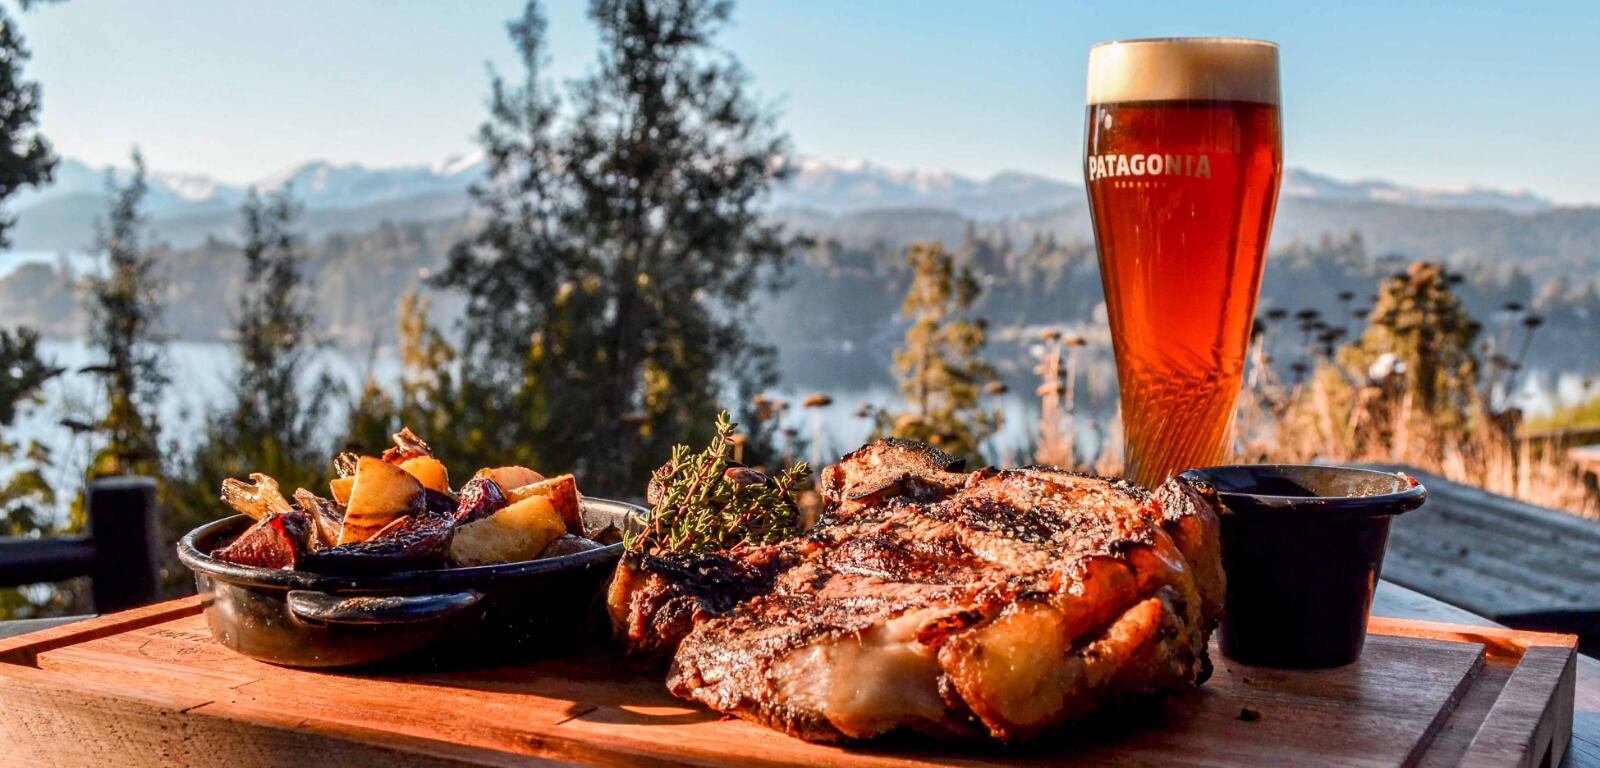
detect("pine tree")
[431,0,793,494]
[84,150,166,478]
[875,242,999,461]
[0,0,66,618]
[170,189,338,536]
[1339,261,1480,433]
[0,4,54,248]
[1275,261,1485,465]
[0,325,56,426]
[339,291,495,478]
[228,189,335,457]
[0,326,60,537]
[0,0,60,532]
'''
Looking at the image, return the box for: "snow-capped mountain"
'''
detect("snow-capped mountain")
[771,157,1081,218]
[1281,168,1552,214]
[771,159,1558,218]
[13,155,488,220]
[254,154,486,210]
[5,155,1564,248]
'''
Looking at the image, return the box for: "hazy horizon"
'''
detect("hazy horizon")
[35,151,1565,208]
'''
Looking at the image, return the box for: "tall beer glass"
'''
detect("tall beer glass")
[1084,38,1282,488]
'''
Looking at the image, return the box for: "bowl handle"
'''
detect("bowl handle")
[286,589,484,625]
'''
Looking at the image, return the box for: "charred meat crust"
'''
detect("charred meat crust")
[610,547,796,659]
[820,438,972,513]
[611,439,1226,743]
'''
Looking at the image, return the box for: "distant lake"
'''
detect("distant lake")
[8,340,398,524]
[5,340,1097,524]
[4,338,1590,526]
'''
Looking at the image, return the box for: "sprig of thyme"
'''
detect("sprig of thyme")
[627,412,807,555]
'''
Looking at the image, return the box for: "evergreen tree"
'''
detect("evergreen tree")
[0,325,56,426]
[170,190,338,535]
[0,345,58,617]
[0,3,54,248]
[430,0,793,494]
[340,291,488,474]
[1275,261,1485,465]
[0,326,60,536]
[1339,261,1481,433]
[875,242,999,461]
[0,0,67,618]
[230,191,332,450]
[0,0,59,532]
[84,150,166,477]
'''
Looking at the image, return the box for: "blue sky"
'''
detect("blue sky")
[17,0,1600,204]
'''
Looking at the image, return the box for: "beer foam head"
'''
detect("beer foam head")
[1087,37,1279,105]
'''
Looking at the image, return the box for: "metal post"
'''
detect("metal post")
[86,476,160,612]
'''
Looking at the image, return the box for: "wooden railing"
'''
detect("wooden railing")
[1517,425,1600,451]
[0,476,160,613]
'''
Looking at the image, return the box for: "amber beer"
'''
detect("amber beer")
[1084,38,1282,488]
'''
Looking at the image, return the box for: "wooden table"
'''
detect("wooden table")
[1378,467,1600,656]
[3,581,1595,766]
[1372,582,1600,767]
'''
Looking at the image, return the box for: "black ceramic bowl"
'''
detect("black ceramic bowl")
[1179,465,1427,669]
[177,498,645,669]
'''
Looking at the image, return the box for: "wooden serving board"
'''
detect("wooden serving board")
[0,597,1576,767]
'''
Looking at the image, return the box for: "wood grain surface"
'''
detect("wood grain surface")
[0,598,1577,767]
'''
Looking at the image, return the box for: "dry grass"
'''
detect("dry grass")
[1027,318,1599,519]
[1234,341,1599,519]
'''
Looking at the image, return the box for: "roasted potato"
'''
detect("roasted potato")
[506,474,583,536]
[398,456,451,494]
[448,495,565,566]
[329,476,355,505]
[474,465,545,491]
[214,426,602,575]
[338,456,425,545]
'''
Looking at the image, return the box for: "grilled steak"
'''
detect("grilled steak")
[610,439,1224,742]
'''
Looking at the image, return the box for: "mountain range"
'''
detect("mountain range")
[4,153,1596,388]
[3,154,1566,255]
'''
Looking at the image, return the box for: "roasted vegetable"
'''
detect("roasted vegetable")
[212,510,311,569]
[423,487,458,519]
[292,488,343,549]
[399,456,451,494]
[302,516,455,574]
[506,474,583,536]
[220,473,295,521]
[381,426,433,464]
[302,478,502,573]
[368,515,413,541]
[338,456,426,544]
[329,476,354,505]
[474,466,544,491]
[453,476,509,526]
[212,426,604,575]
[449,495,566,566]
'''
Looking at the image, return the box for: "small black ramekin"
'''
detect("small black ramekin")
[1178,464,1427,668]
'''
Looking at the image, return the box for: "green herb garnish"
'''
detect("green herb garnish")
[627,412,808,554]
